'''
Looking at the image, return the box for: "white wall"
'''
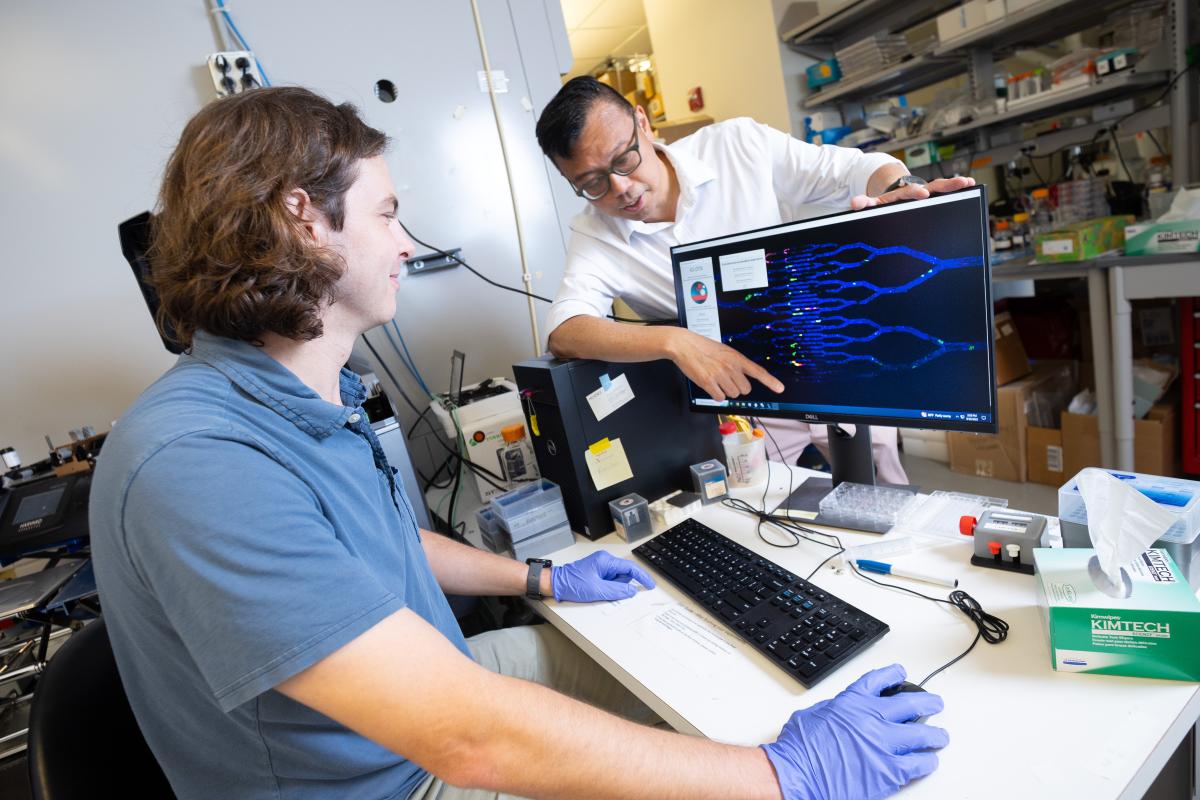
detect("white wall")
[642,0,791,131]
[0,1,580,477]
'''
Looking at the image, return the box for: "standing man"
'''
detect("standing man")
[535,77,975,480]
[91,87,947,800]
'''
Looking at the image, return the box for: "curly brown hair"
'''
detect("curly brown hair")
[148,87,388,347]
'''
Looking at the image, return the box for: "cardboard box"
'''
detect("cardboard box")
[935,6,967,43]
[900,428,950,463]
[993,311,1031,386]
[1027,425,1065,485]
[962,0,988,30]
[1034,215,1135,262]
[655,115,714,144]
[1034,547,1200,682]
[949,370,1044,481]
[1061,404,1177,477]
[1124,220,1200,256]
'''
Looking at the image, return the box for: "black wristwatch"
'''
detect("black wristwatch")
[883,174,927,194]
[525,558,552,599]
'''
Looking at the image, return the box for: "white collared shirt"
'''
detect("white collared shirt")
[545,117,901,337]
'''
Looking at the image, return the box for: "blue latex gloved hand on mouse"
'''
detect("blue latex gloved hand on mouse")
[552,551,656,602]
[761,663,949,800]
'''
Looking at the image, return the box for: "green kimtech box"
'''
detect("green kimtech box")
[1124,220,1200,256]
[1033,215,1135,263]
[1034,547,1200,682]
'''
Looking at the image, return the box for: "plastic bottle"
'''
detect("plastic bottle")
[991,219,1013,259]
[1011,212,1031,257]
[1029,187,1054,235]
[720,422,768,487]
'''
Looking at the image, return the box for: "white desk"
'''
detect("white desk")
[532,463,1200,799]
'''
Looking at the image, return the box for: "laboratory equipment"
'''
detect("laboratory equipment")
[961,509,1050,574]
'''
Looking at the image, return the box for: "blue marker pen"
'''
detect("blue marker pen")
[856,559,959,589]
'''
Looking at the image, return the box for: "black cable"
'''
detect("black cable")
[397,221,676,325]
[407,405,435,439]
[1109,128,1133,183]
[361,333,425,418]
[1144,129,1167,160]
[849,561,1008,688]
[1023,151,1046,186]
[408,402,509,488]
[610,315,678,325]
[362,332,510,493]
[399,221,555,304]
[720,418,847,579]
[446,445,463,533]
[1109,61,1200,134]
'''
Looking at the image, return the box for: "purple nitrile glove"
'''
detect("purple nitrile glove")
[551,551,657,603]
[760,664,949,800]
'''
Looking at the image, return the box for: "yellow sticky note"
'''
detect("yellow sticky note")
[584,437,633,491]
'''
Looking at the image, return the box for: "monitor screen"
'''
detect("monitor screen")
[670,187,997,434]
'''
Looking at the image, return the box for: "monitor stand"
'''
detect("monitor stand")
[773,424,919,534]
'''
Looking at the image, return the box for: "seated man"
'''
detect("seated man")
[90,86,947,800]
[535,78,976,482]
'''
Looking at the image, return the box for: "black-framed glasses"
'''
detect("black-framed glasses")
[571,111,642,201]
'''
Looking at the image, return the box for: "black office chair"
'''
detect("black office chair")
[27,618,176,799]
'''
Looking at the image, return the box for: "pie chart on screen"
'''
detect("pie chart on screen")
[690,281,709,304]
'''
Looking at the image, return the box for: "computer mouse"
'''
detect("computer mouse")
[879,681,929,724]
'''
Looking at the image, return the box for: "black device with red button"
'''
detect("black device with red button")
[959,509,1049,575]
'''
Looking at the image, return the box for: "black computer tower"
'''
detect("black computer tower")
[512,356,721,540]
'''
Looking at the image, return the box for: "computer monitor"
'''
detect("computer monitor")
[670,187,996,520]
[671,187,996,431]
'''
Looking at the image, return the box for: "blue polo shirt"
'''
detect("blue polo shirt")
[90,330,470,800]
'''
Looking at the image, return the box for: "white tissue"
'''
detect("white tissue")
[1077,469,1177,587]
[1156,187,1200,223]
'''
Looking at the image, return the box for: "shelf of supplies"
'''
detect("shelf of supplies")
[804,53,964,108]
[870,69,1167,156]
[782,0,899,46]
[992,252,1200,283]
[933,0,1142,56]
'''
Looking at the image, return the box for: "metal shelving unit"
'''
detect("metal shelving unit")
[786,0,1193,186]
[804,53,964,108]
[878,68,1168,156]
[933,0,1140,56]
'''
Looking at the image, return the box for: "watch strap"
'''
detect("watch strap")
[884,174,927,194]
[525,559,549,599]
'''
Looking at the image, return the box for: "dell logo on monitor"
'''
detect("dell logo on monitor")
[803,413,819,421]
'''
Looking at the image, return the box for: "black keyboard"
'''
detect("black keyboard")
[632,518,889,688]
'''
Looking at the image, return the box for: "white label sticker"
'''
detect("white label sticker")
[1046,445,1063,473]
[1042,239,1074,255]
[585,373,636,421]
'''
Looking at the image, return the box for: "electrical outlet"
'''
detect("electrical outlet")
[406,249,462,276]
[206,51,264,98]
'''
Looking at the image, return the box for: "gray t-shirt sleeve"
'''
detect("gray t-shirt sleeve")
[120,433,406,712]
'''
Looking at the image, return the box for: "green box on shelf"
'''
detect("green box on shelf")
[903,142,939,168]
[1034,215,1135,263]
[1124,220,1200,256]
